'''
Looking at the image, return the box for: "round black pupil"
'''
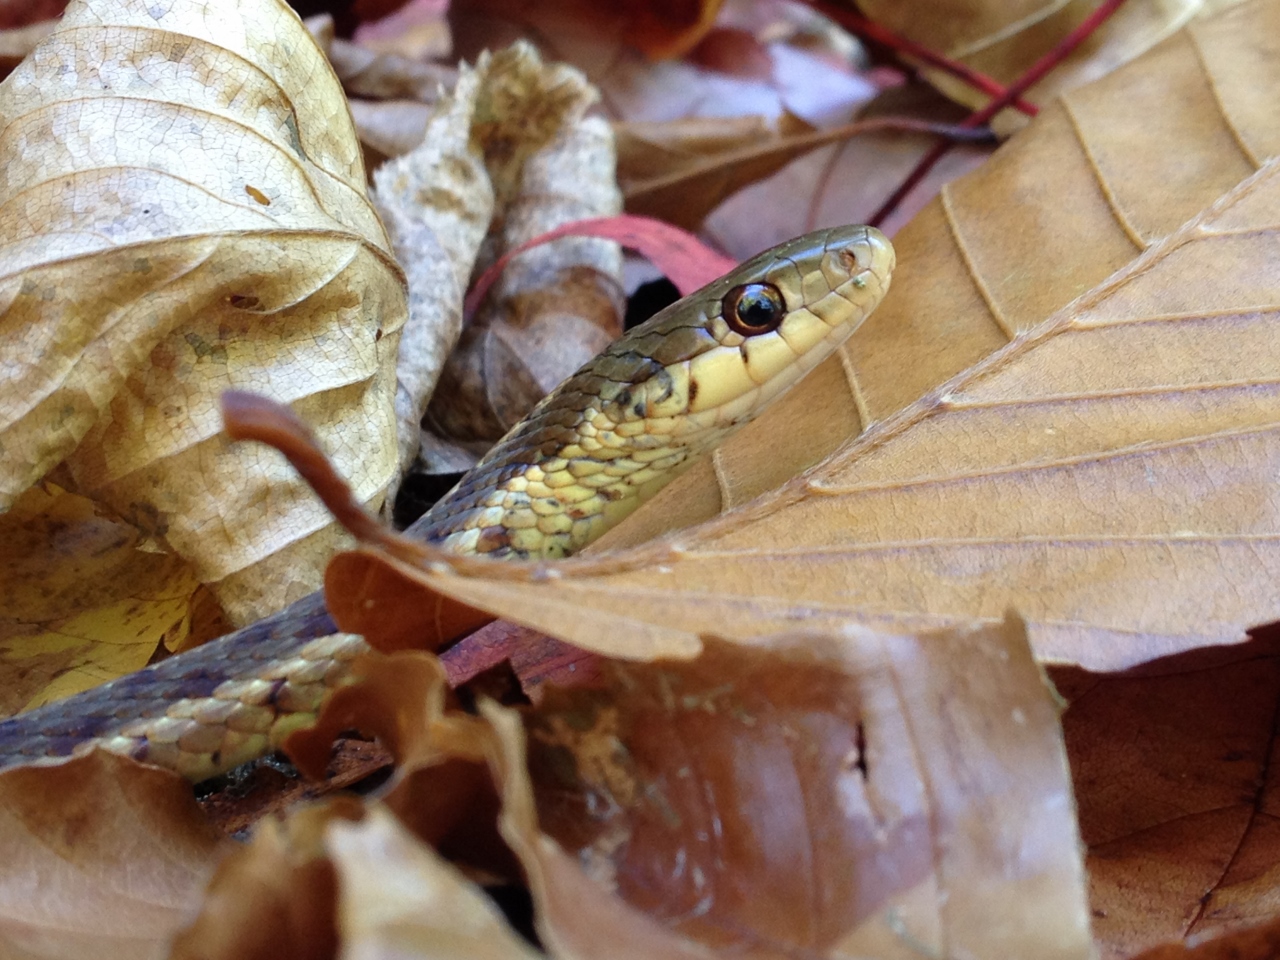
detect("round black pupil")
[737,288,779,328]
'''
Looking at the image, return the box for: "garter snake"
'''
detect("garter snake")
[0,225,894,780]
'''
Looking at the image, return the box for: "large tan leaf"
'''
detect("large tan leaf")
[609,0,1280,550]
[0,0,408,624]
[323,146,1280,674]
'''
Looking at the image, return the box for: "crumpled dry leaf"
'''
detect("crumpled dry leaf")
[615,0,1280,553]
[0,484,204,715]
[321,147,1280,676]
[328,805,543,960]
[370,54,494,503]
[0,751,223,960]
[0,0,408,624]
[421,43,623,466]
[182,616,1087,959]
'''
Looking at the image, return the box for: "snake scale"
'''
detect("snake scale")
[0,225,894,781]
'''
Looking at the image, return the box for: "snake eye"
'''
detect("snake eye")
[723,282,786,336]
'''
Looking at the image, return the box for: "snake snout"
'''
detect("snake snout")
[836,225,896,286]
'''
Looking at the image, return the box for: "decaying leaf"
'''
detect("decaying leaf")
[0,0,408,624]
[614,0,1280,551]
[422,43,623,463]
[0,751,224,960]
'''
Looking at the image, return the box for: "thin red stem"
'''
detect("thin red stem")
[869,0,1131,227]
[811,0,1039,118]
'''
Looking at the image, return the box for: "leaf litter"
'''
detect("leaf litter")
[2,1,1280,960]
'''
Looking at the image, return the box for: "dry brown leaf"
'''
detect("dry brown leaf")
[450,0,869,128]
[1129,914,1280,960]
[451,0,724,64]
[0,751,223,960]
[616,113,927,231]
[327,805,543,960]
[310,11,458,107]
[210,617,1085,958]
[349,98,435,163]
[422,43,623,458]
[327,145,1280,675]
[1051,634,1280,957]
[703,82,991,254]
[0,0,408,624]
[505,619,1089,958]
[169,799,358,960]
[612,0,1280,551]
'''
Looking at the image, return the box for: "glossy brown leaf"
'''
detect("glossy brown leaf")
[513,619,1089,958]
[224,617,1088,958]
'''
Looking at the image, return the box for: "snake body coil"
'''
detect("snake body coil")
[0,226,894,779]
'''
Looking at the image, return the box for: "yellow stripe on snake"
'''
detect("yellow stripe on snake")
[0,226,894,781]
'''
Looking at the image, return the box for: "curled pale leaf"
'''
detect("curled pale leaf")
[370,56,494,498]
[0,0,408,624]
[423,42,623,455]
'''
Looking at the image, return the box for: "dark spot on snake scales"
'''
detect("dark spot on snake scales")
[687,378,699,404]
[477,526,510,552]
